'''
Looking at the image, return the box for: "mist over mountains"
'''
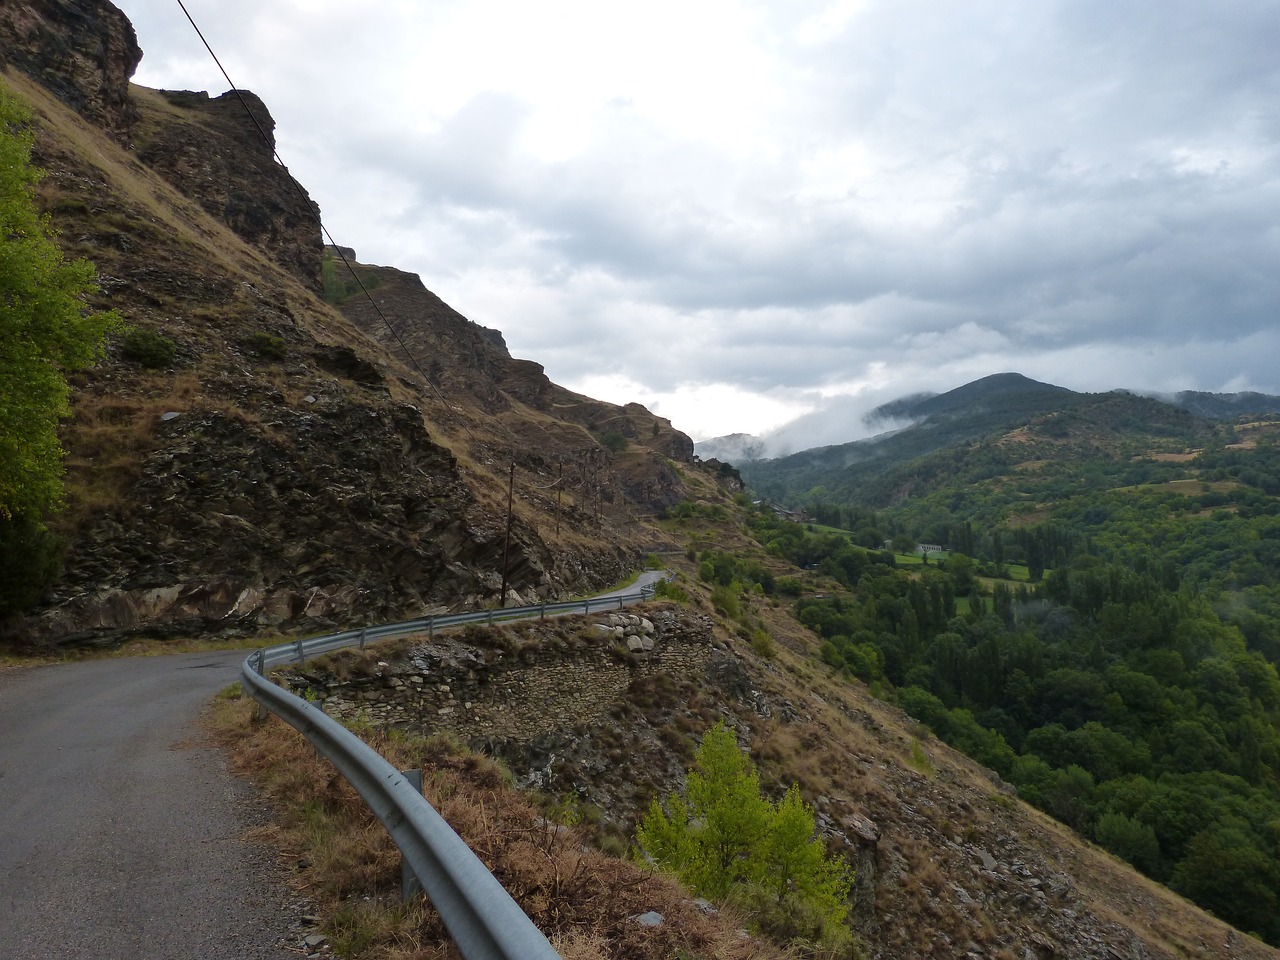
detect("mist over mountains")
[696,373,1280,464]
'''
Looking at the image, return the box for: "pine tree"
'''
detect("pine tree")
[637,722,853,951]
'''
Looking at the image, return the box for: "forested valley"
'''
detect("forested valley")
[724,417,1280,944]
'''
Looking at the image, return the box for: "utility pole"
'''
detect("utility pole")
[499,460,514,607]
[554,461,563,536]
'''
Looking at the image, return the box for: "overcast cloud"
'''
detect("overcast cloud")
[113,0,1280,447]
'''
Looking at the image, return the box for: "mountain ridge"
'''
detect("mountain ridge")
[702,372,1280,473]
[0,5,697,646]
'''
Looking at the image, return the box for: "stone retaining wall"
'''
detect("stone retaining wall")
[308,610,715,744]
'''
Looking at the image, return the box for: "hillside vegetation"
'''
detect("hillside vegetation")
[738,373,1280,943]
[225,488,1280,960]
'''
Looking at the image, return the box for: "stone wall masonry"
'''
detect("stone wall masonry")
[304,610,716,744]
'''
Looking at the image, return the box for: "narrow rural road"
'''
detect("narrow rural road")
[0,572,666,958]
[590,568,667,602]
[0,650,300,959]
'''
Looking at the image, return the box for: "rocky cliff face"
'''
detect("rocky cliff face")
[44,402,469,643]
[133,88,322,286]
[0,0,140,140]
[335,261,695,512]
[2,0,696,646]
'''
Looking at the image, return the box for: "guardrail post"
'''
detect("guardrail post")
[252,649,267,721]
[428,617,434,640]
[295,636,306,665]
[486,610,494,624]
[358,628,367,650]
[540,603,546,619]
[401,768,425,901]
[616,596,624,610]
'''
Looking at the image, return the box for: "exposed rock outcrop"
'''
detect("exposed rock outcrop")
[0,0,140,139]
[284,608,729,828]
[336,261,695,514]
[134,88,322,286]
[1,2,690,646]
[33,403,483,645]
[303,609,715,744]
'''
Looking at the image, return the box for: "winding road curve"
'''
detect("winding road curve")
[0,572,667,958]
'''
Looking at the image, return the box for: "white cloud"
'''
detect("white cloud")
[114,0,1280,450]
[569,375,817,441]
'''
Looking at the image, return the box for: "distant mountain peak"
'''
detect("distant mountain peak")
[865,373,1072,425]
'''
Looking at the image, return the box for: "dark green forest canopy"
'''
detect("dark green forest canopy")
[731,420,1280,944]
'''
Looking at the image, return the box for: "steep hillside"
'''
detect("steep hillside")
[728,368,1280,949]
[740,376,1222,512]
[0,1,696,647]
[255,497,1280,960]
[332,258,693,515]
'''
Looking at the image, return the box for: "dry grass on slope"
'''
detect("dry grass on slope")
[739,624,1278,960]
[207,688,787,960]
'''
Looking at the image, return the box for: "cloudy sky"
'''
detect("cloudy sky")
[113,0,1280,451]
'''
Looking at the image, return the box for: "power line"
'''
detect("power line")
[171,1,621,581]
[174,0,479,444]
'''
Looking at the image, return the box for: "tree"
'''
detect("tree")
[637,722,852,949]
[891,533,916,555]
[1172,826,1280,941]
[0,89,118,615]
[942,552,975,595]
[1094,810,1161,874]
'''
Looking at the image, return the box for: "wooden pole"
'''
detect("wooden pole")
[555,461,563,536]
[499,460,515,608]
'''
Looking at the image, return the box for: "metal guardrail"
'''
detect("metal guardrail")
[240,582,660,960]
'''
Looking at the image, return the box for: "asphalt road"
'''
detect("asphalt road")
[590,569,668,602]
[0,573,667,957]
[0,650,299,959]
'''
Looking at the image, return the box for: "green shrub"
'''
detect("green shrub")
[242,331,287,360]
[600,429,629,453]
[653,579,691,603]
[776,576,804,597]
[710,583,741,619]
[0,514,66,618]
[907,740,935,778]
[750,630,777,659]
[119,326,176,368]
[636,723,852,951]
